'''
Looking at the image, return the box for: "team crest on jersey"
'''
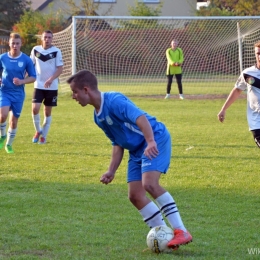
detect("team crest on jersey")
[105,116,113,125]
[49,54,54,58]
[18,62,23,67]
[246,77,255,85]
[36,52,41,58]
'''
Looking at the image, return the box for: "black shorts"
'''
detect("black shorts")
[251,129,260,148]
[32,89,58,106]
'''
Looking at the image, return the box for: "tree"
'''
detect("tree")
[0,0,31,33]
[63,0,113,16]
[127,0,163,16]
[197,0,260,16]
[12,5,67,54]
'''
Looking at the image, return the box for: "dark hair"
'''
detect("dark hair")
[67,70,98,90]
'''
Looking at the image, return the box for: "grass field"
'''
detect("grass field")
[61,80,237,96]
[0,86,259,260]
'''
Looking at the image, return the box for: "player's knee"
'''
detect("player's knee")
[128,193,140,205]
[254,136,260,148]
[143,183,157,195]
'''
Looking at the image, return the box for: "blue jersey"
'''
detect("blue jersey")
[0,52,36,100]
[94,92,166,153]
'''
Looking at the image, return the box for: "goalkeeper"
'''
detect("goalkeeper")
[218,40,260,148]
[165,39,184,100]
[67,70,193,250]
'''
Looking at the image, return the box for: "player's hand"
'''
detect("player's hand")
[13,78,22,86]
[100,171,115,185]
[44,79,53,88]
[144,140,159,160]
[217,110,226,123]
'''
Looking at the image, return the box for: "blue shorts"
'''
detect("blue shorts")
[127,127,171,183]
[0,92,24,118]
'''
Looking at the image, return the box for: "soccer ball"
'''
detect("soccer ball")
[146,225,174,254]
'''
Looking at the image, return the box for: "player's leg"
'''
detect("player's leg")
[40,90,57,144]
[5,99,23,153]
[127,158,166,228]
[142,127,192,248]
[0,106,10,149]
[251,129,260,148]
[175,74,184,99]
[165,75,173,99]
[32,89,44,143]
[5,112,18,153]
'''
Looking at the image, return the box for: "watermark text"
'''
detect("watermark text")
[248,248,260,255]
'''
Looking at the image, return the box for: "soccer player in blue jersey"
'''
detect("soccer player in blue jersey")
[67,70,193,250]
[0,33,36,153]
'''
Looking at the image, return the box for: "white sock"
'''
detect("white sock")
[42,116,52,138]
[139,201,166,228]
[0,122,7,137]
[32,114,41,133]
[156,192,186,231]
[6,127,17,146]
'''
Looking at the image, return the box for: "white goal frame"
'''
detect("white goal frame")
[54,16,260,96]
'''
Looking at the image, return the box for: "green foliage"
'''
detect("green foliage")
[127,0,163,16]
[197,0,260,16]
[63,0,113,16]
[12,5,67,54]
[0,0,30,32]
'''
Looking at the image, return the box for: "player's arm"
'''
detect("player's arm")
[166,49,175,66]
[100,145,124,185]
[44,65,63,88]
[177,48,184,66]
[136,115,159,160]
[218,87,242,122]
[13,76,36,86]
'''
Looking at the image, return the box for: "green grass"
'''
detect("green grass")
[61,81,236,96]
[0,86,259,259]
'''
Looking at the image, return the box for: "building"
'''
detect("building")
[197,0,209,10]
[30,0,198,17]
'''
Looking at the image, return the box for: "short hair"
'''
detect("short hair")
[42,30,53,36]
[255,41,260,48]
[67,70,98,90]
[9,33,21,40]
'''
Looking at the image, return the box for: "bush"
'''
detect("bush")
[12,5,67,54]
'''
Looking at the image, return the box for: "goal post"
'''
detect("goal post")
[53,16,260,96]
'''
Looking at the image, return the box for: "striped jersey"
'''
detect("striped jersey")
[30,45,63,90]
[235,65,260,130]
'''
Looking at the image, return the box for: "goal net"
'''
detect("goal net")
[53,16,260,97]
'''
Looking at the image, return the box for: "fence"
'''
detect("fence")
[0,36,9,54]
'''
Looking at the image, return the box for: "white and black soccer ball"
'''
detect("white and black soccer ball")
[146,225,174,254]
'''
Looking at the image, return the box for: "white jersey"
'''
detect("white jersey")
[30,45,63,90]
[235,65,260,130]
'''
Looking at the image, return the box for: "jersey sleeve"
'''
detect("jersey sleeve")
[178,48,184,64]
[166,48,174,64]
[26,56,36,78]
[30,48,36,64]
[235,73,247,91]
[111,95,145,125]
[56,49,63,67]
